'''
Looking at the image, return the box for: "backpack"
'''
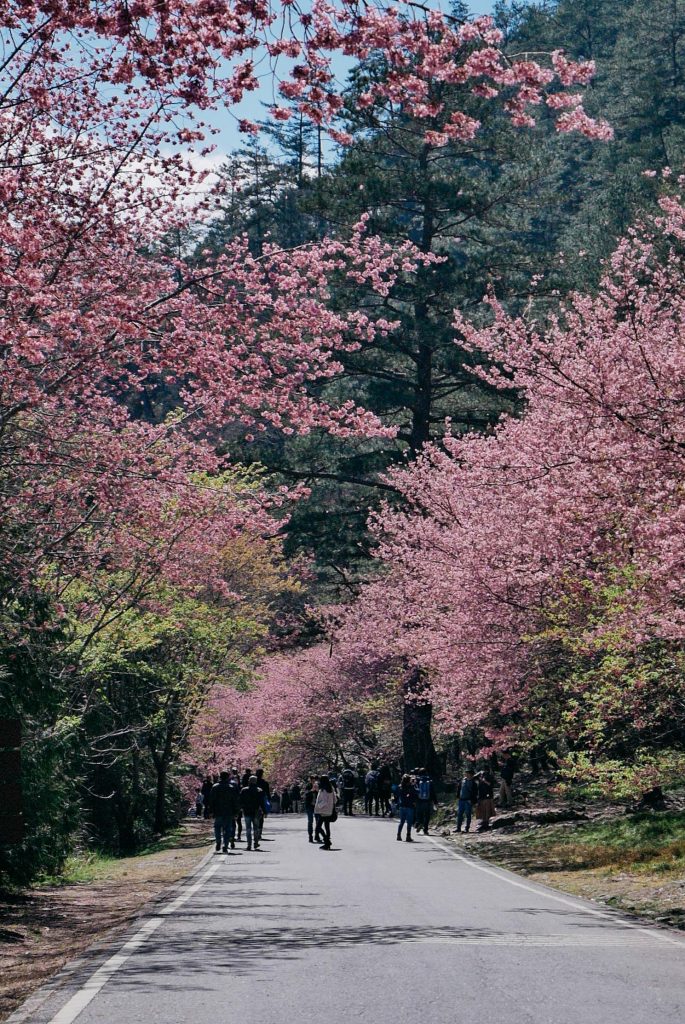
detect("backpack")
[418,778,431,801]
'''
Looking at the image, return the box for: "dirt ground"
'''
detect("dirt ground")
[0,819,211,1022]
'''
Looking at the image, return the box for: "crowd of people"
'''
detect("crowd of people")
[195,756,517,852]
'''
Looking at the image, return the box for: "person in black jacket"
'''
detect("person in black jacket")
[240,775,266,850]
[397,774,418,842]
[456,769,477,833]
[201,776,213,820]
[255,768,271,800]
[341,767,356,816]
[209,772,239,852]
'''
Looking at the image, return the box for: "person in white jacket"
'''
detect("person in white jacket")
[314,775,336,850]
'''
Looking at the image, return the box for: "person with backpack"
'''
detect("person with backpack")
[240,775,266,850]
[456,768,477,833]
[341,767,356,816]
[396,774,418,842]
[364,767,379,815]
[209,771,240,853]
[314,774,336,850]
[415,768,438,835]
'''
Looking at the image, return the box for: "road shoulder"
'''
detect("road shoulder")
[0,820,212,1023]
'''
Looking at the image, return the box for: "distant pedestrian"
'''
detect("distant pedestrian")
[281,787,292,814]
[271,790,281,815]
[364,768,379,815]
[378,765,392,817]
[304,779,317,842]
[209,771,239,853]
[499,752,516,807]
[229,768,242,839]
[290,782,302,813]
[396,774,418,842]
[201,776,213,819]
[256,768,271,801]
[456,768,477,833]
[194,788,204,818]
[314,774,336,850]
[256,768,271,834]
[475,769,495,832]
[341,767,356,816]
[415,768,438,835]
[240,775,266,850]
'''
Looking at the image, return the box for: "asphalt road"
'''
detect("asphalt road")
[28,815,685,1024]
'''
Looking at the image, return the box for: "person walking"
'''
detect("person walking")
[364,767,379,815]
[255,768,271,801]
[396,774,418,842]
[499,752,516,808]
[209,771,239,853]
[228,768,243,840]
[475,768,496,832]
[341,767,356,816]
[456,768,477,833]
[377,765,392,817]
[201,776,213,819]
[194,788,204,819]
[271,790,281,815]
[314,774,336,850]
[240,775,266,850]
[255,768,271,836]
[415,768,438,835]
[304,779,318,842]
[290,782,302,813]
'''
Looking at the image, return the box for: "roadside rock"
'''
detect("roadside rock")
[490,807,589,829]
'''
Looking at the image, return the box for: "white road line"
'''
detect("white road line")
[414,934,668,947]
[426,835,685,949]
[48,859,222,1024]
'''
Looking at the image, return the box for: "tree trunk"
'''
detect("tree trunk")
[154,761,167,834]
[402,668,442,780]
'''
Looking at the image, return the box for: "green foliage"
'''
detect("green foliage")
[0,526,301,885]
[525,810,685,874]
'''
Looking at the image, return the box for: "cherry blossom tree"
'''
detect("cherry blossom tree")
[0,0,620,862]
[336,184,685,794]
[0,0,612,606]
[187,645,403,783]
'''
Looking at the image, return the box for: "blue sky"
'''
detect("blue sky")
[208,0,497,157]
